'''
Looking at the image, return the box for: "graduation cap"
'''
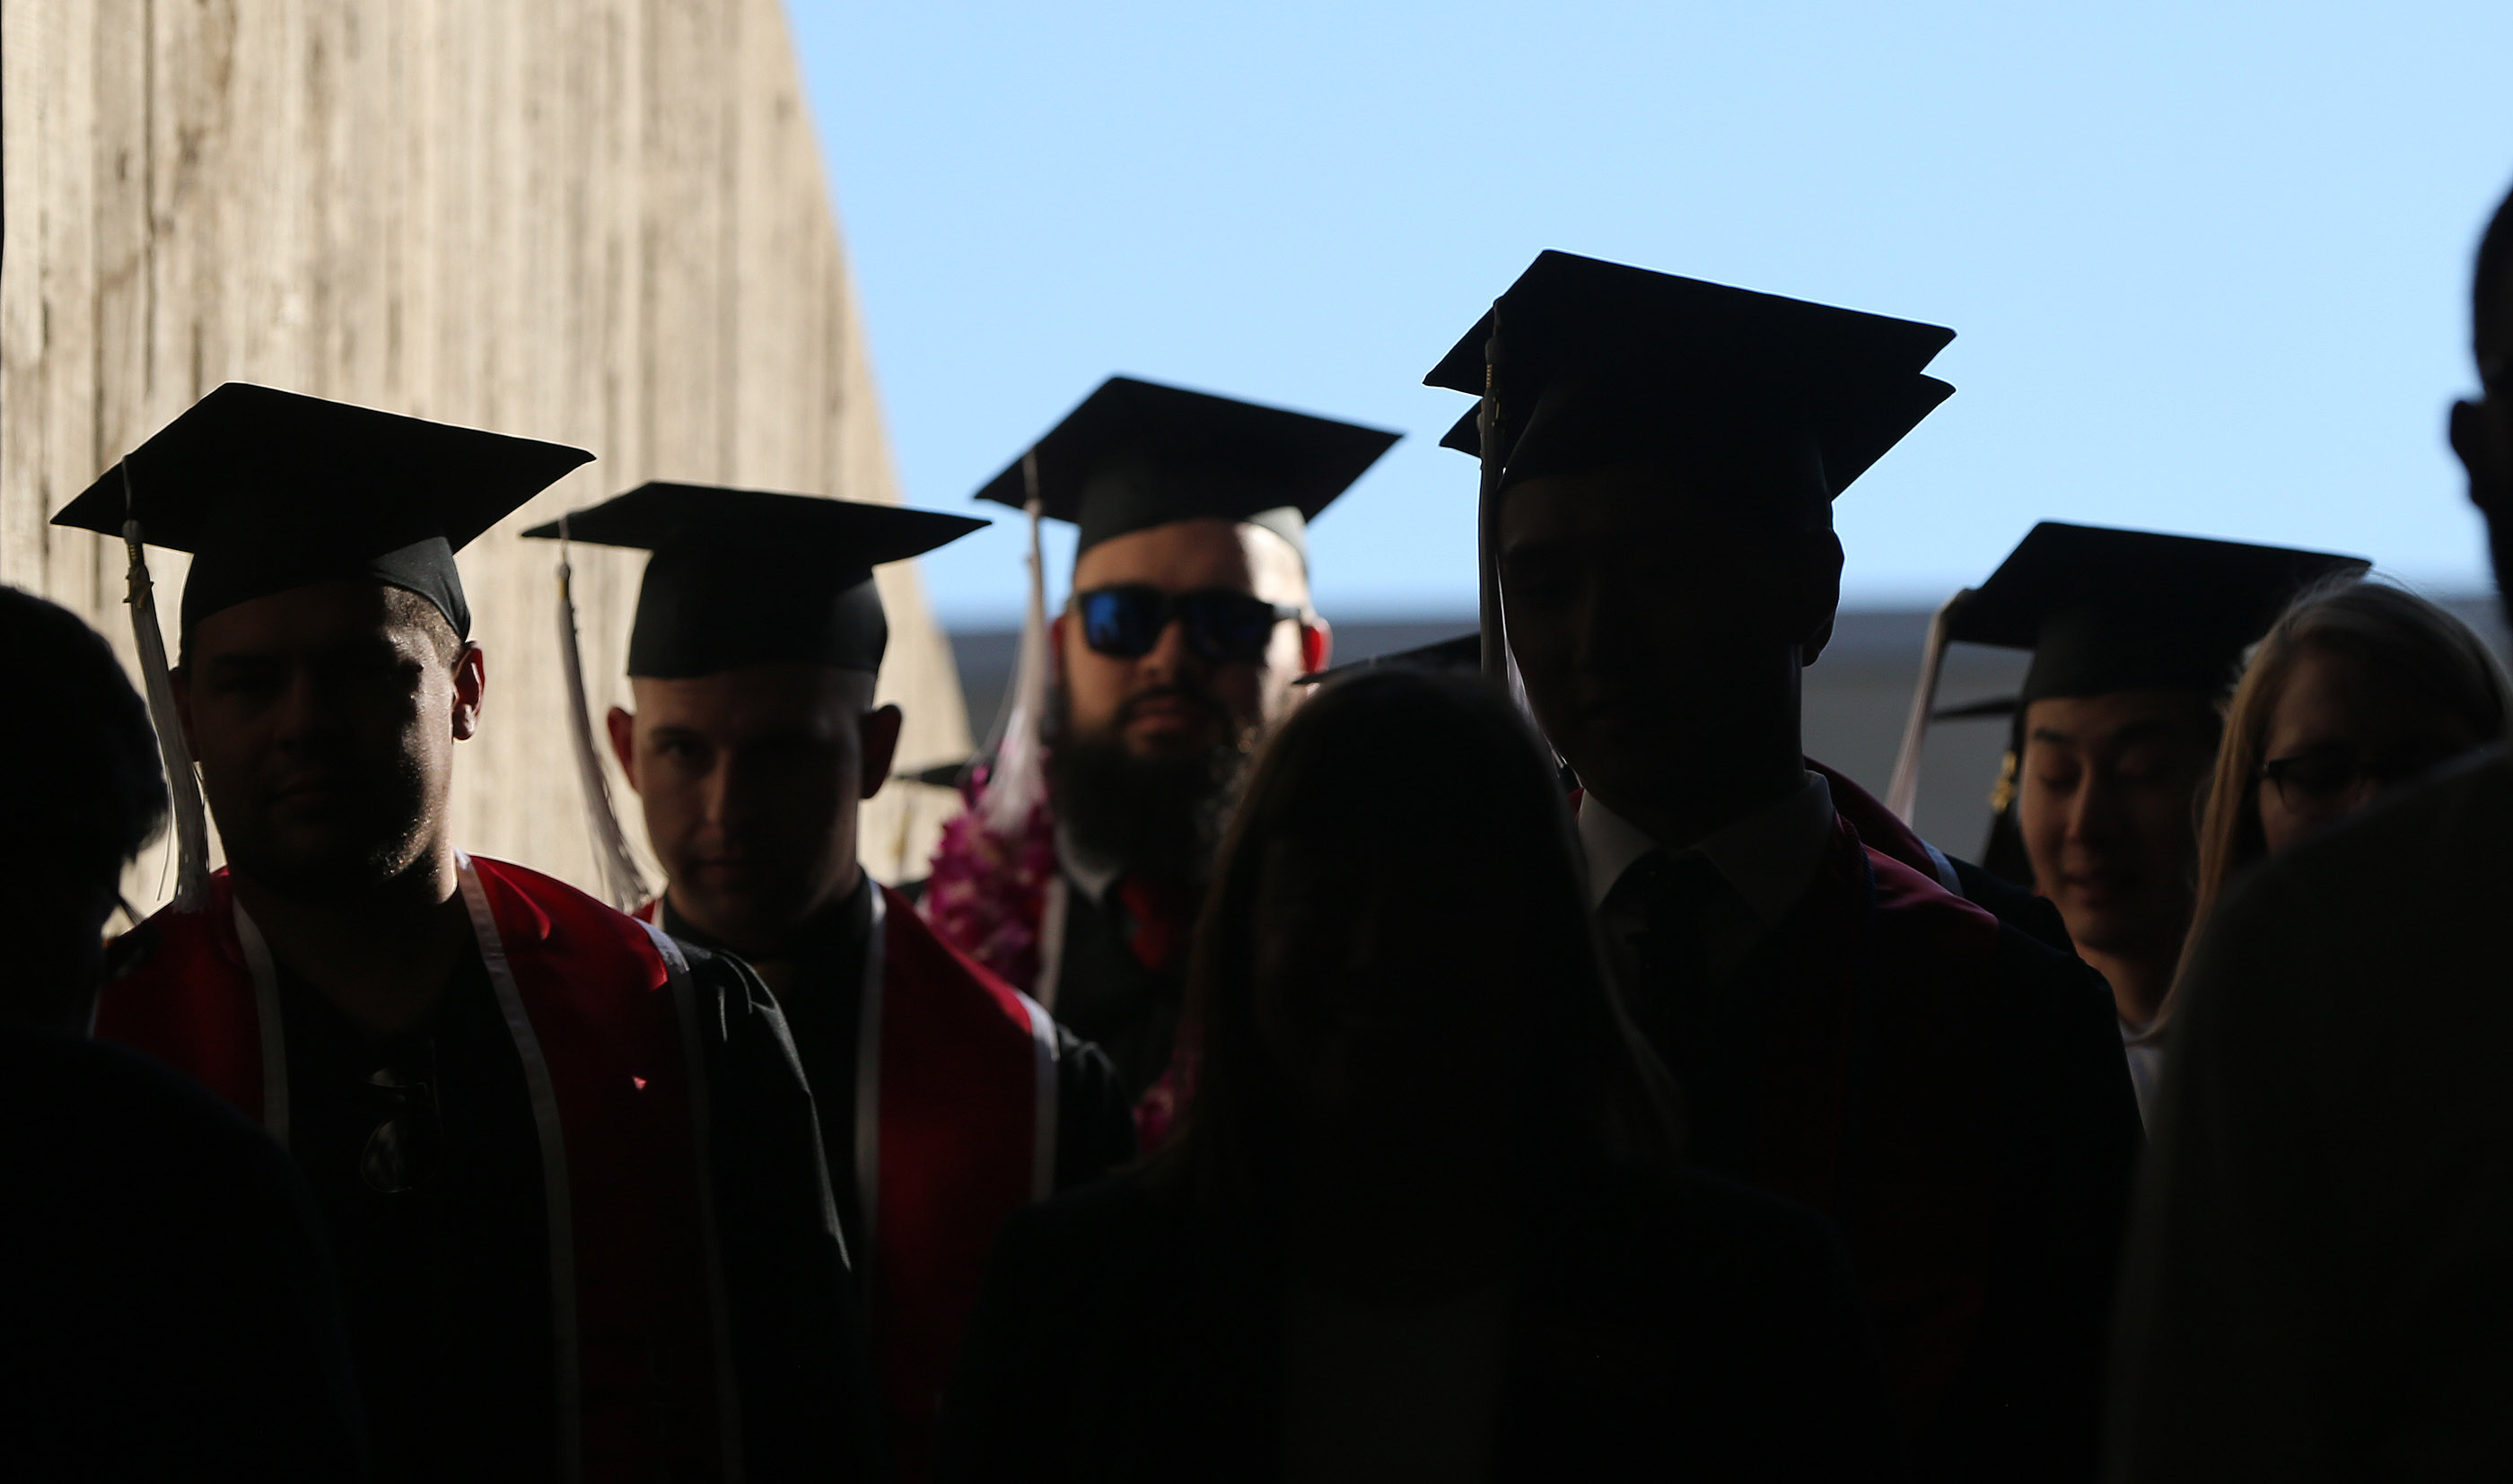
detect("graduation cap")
[51,382,592,640]
[969,376,1398,558]
[1292,632,1481,686]
[1424,250,1957,677]
[48,382,592,911]
[1880,522,2370,821]
[520,484,985,912]
[521,483,986,678]
[957,378,1397,841]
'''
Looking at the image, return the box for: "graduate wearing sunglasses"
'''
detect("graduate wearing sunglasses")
[924,377,1397,1122]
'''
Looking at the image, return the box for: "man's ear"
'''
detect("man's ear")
[451,643,486,741]
[606,706,639,793]
[860,704,905,800]
[1300,616,1333,676]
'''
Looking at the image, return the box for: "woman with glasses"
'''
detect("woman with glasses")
[941,668,1898,1482]
[2179,578,2509,1016]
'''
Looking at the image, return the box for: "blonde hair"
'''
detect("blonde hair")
[2172,579,2509,1028]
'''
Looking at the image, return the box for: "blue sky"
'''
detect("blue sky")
[787,1,2513,629]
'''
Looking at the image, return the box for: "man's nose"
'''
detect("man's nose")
[1135,615,1204,684]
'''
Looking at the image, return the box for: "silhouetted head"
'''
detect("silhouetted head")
[1168,668,1677,1215]
[0,589,169,1025]
[1499,423,1844,817]
[2450,182,2513,599]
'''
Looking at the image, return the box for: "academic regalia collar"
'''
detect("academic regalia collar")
[657,874,875,976]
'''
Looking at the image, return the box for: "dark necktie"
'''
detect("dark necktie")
[1607,850,1755,1172]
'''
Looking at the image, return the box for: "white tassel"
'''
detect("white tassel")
[1885,588,1974,823]
[978,451,1052,834]
[555,524,653,912]
[120,506,212,912]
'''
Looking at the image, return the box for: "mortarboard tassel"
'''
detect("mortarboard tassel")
[555,518,654,912]
[1885,588,1974,822]
[118,492,214,912]
[978,451,1053,834]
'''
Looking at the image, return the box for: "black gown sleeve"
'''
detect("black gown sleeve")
[1052,1026,1140,1189]
[1936,929,2141,1480]
[679,944,888,1482]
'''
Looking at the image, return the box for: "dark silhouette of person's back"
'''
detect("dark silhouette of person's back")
[1,1027,366,1477]
[0,586,365,1479]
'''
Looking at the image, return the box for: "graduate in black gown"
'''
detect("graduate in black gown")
[57,386,871,1480]
[923,378,1397,1130]
[0,586,368,1480]
[527,483,1135,1480]
[943,668,1899,1482]
[1423,251,2142,1478]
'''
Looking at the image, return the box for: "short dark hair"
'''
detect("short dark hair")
[0,588,168,889]
[381,585,464,667]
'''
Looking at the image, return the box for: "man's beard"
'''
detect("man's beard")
[219,755,438,903]
[1047,684,1254,883]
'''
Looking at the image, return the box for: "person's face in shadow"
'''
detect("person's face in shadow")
[609,662,901,957]
[2017,690,2218,969]
[1248,832,1521,1192]
[1498,453,1840,816]
[2253,643,2485,857]
[178,581,480,901]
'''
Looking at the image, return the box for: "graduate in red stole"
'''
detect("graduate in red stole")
[923,379,1397,1131]
[57,387,868,1482]
[526,484,1137,1481]
[1423,254,2145,1480]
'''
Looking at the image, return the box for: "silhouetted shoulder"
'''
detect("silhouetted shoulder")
[0,1026,366,1479]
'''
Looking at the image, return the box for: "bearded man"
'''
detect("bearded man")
[924,377,1395,1115]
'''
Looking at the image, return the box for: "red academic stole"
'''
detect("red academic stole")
[1745,821,2010,1437]
[639,884,1055,1482]
[99,859,733,1483]
[865,886,1056,1480]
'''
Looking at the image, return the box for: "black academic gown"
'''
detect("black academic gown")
[940,1162,1902,1482]
[0,1024,368,1480]
[1607,814,2139,1480]
[267,938,871,1483]
[661,881,1138,1260]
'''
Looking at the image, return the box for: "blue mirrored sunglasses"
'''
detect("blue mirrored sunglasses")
[1077,585,1302,664]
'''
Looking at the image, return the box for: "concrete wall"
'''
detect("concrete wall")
[2,0,968,903]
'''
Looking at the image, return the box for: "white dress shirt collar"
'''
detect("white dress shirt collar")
[1580,770,1838,936]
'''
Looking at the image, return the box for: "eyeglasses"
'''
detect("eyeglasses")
[2258,749,2453,809]
[1076,586,1302,664]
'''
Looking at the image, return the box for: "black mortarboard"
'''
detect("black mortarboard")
[969,376,1398,556]
[50,383,591,639]
[1425,250,1956,500]
[1293,632,1481,686]
[1950,523,2371,703]
[522,483,986,678]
